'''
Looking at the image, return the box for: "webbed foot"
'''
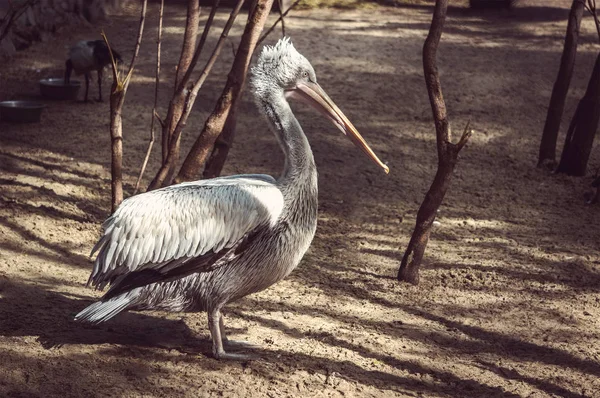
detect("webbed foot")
[213,349,259,361]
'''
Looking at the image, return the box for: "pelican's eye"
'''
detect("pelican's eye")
[302,70,309,78]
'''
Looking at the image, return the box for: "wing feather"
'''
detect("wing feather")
[87,175,283,288]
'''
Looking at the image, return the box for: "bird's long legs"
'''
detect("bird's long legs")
[208,308,256,360]
[97,68,103,102]
[84,72,90,102]
[64,60,72,84]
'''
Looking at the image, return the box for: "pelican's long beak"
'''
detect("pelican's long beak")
[285,81,389,174]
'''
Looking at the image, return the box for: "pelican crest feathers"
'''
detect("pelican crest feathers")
[251,37,313,99]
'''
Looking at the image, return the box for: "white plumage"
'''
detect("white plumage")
[88,175,284,289]
[75,38,387,360]
[68,41,98,74]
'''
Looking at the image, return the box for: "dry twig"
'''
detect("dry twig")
[277,0,285,37]
[256,0,301,47]
[585,0,600,40]
[149,0,246,189]
[134,0,165,195]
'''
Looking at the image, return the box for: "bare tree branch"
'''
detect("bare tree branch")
[134,0,164,195]
[0,0,37,43]
[397,0,472,285]
[556,50,600,176]
[152,0,222,187]
[538,0,585,168]
[456,119,472,151]
[178,0,221,92]
[201,102,236,179]
[277,0,285,37]
[256,0,300,47]
[149,0,247,189]
[175,0,275,184]
[586,0,600,41]
[102,0,148,212]
[174,0,200,91]
[161,0,200,166]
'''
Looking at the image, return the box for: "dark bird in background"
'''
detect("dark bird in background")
[64,40,122,102]
[74,38,389,360]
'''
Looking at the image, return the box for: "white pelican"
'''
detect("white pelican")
[75,38,389,360]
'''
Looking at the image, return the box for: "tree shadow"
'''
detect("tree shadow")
[0,278,209,353]
[0,215,91,268]
[477,360,589,398]
[230,298,590,397]
[0,3,598,396]
[361,241,600,293]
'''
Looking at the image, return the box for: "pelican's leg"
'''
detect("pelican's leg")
[208,308,256,361]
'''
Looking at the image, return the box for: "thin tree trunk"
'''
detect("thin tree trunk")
[105,0,147,212]
[203,0,282,179]
[175,0,274,183]
[175,0,200,91]
[109,93,124,213]
[556,51,600,176]
[161,0,200,167]
[538,0,585,168]
[397,0,471,285]
[134,0,164,194]
[202,106,237,178]
[148,0,244,190]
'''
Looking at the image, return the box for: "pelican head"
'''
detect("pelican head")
[251,38,389,174]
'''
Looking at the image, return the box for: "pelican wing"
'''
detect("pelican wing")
[88,175,283,290]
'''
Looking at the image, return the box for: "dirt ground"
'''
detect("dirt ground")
[1,1,600,397]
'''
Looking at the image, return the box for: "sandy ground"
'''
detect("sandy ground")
[1,1,600,397]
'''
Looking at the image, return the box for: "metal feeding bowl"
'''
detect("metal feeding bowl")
[0,100,46,123]
[39,78,81,100]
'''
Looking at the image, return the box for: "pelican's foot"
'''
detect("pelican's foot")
[223,339,259,350]
[214,349,258,361]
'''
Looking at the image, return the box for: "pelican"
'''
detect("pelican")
[65,40,122,102]
[75,38,389,360]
